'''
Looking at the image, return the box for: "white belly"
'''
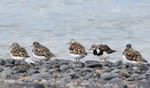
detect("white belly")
[32,53,46,59]
[10,53,25,60]
[123,55,137,64]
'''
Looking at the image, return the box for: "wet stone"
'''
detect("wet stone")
[58,60,72,65]
[0,59,6,66]
[113,60,123,66]
[33,83,45,88]
[0,67,12,79]
[111,69,120,73]
[80,68,94,73]
[14,60,22,66]
[58,78,69,87]
[62,71,79,79]
[11,66,27,74]
[70,62,85,68]
[49,68,60,73]
[6,59,15,64]
[30,73,51,80]
[126,76,135,81]
[85,60,100,65]
[101,72,120,81]
[0,66,3,72]
[110,77,123,83]
[28,69,39,74]
[39,64,52,69]
[123,63,134,69]
[86,63,102,68]
[103,61,113,67]
[60,65,70,71]
[138,74,146,80]
[100,73,112,80]
[103,67,112,73]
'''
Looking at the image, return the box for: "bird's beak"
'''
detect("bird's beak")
[30,45,33,47]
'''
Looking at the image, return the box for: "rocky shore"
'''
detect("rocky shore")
[0,58,150,88]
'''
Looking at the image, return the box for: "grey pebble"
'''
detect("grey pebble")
[103,61,113,67]
[39,64,53,69]
[85,60,100,65]
[86,63,102,68]
[70,62,85,68]
[138,74,146,80]
[0,67,12,79]
[0,59,6,66]
[101,73,120,80]
[11,66,27,74]
[103,67,112,73]
[111,69,120,73]
[60,65,70,71]
[113,60,123,66]
[30,73,51,80]
[100,73,112,80]
[0,66,3,72]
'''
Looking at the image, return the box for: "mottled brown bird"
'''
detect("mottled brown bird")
[10,42,29,60]
[68,39,87,61]
[32,42,55,60]
[123,44,147,64]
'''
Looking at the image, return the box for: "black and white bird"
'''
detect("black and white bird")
[89,44,116,61]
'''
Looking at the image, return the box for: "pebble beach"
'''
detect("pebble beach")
[0,58,149,88]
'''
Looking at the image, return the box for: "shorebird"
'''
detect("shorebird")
[68,39,87,61]
[31,42,55,60]
[123,44,147,64]
[10,42,30,60]
[89,44,116,61]
[10,42,34,64]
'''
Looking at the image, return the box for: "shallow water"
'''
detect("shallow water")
[0,0,149,62]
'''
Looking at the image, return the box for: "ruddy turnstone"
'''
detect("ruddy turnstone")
[31,42,55,60]
[89,44,116,61]
[10,42,30,60]
[123,44,147,64]
[68,39,87,61]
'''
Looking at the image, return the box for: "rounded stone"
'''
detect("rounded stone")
[62,71,79,79]
[103,61,113,67]
[58,60,72,65]
[100,73,112,80]
[86,63,102,68]
[138,74,146,80]
[103,67,112,73]
[0,67,12,79]
[101,72,119,80]
[59,65,70,71]
[0,59,6,66]
[85,60,100,65]
[59,78,69,87]
[49,68,60,73]
[11,66,27,74]
[113,60,123,66]
[14,60,22,66]
[33,84,45,88]
[39,64,52,69]
[0,66,3,72]
[110,77,123,83]
[30,73,51,80]
[70,62,85,68]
